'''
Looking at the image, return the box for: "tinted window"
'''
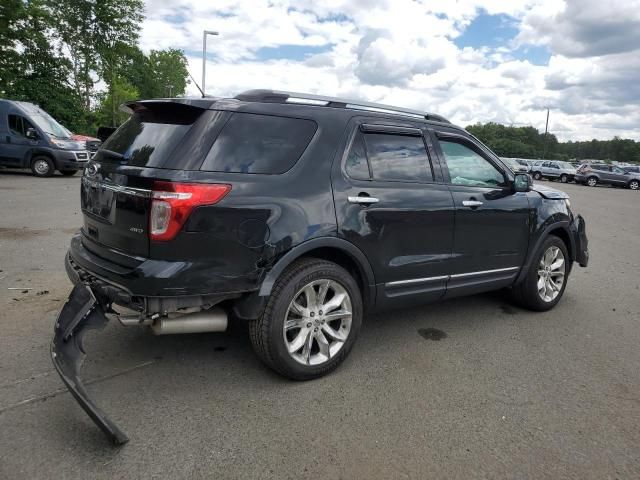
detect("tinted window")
[362,133,431,182]
[201,113,316,174]
[345,133,370,180]
[8,115,34,137]
[439,140,505,187]
[96,104,204,167]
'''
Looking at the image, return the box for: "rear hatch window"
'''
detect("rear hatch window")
[200,113,317,174]
[94,103,206,168]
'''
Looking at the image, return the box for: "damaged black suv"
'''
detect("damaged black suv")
[53,90,589,444]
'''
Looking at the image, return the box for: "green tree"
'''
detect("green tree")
[123,47,190,99]
[94,76,138,127]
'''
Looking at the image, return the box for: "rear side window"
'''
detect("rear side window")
[347,132,432,182]
[201,113,317,174]
[96,103,204,168]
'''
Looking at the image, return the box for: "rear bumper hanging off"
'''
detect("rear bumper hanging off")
[51,283,129,445]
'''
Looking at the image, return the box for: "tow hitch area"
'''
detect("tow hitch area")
[51,283,129,445]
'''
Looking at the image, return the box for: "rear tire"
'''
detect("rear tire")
[533,171,542,180]
[31,156,54,177]
[629,179,639,190]
[60,170,77,176]
[249,258,362,380]
[586,176,598,187]
[511,236,569,312]
[560,174,568,183]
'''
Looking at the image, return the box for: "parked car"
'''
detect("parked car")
[502,157,529,173]
[530,160,577,183]
[52,90,589,444]
[576,163,640,189]
[0,99,91,176]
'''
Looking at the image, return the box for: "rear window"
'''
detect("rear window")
[95,103,203,167]
[200,113,317,174]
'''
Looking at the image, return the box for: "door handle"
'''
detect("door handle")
[348,195,379,205]
[462,200,483,207]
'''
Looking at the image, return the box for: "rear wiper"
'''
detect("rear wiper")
[98,149,124,160]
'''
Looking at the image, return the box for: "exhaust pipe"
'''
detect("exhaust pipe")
[151,307,228,335]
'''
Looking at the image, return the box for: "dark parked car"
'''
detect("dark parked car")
[52,90,589,444]
[0,99,90,176]
[575,163,640,189]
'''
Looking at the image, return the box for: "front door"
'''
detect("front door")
[430,130,531,298]
[332,120,455,305]
[1,114,37,167]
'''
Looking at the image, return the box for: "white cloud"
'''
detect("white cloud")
[139,0,640,141]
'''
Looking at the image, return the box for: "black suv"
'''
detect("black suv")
[52,90,589,444]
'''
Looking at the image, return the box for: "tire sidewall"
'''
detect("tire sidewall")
[267,262,362,378]
[524,236,570,311]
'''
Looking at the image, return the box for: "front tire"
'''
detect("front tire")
[560,174,568,183]
[628,179,639,190]
[249,258,363,380]
[512,236,569,311]
[586,176,598,187]
[533,171,542,180]
[31,156,54,177]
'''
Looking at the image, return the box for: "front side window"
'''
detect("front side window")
[8,115,34,137]
[439,139,505,187]
[362,132,432,182]
[201,113,317,174]
[612,166,625,174]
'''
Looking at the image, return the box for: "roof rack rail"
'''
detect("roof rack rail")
[234,89,450,124]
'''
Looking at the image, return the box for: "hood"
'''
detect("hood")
[531,183,569,199]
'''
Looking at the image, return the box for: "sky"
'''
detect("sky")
[139,0,640,141]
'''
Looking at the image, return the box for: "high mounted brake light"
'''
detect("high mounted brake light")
[150,181,231,241]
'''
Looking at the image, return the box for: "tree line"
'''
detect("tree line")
[1,0,190,134]
[466,122,640,164]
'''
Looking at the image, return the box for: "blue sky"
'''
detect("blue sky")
[141,0,640,141]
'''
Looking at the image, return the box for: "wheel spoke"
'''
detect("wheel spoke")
[322,323,347,342]
[549,271,564,277]
[550,258,564,271]
[316,331,330,359]
[317,280,330,308]
[537,276,545,291]
[303,285,317,309]
[301,330,314,364]
[290,300,308,317]
[288,327,310,353]
[284,317,303,331]
[323,309,351,321]
[322,292,346,313]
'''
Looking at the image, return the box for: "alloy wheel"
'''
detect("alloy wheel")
[537,246,565,302]
[587,177,597,187]
[283,279,352,366]
[630,180,639,190]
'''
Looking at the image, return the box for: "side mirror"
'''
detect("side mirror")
[25,128,38,140]
[513,173,532,192]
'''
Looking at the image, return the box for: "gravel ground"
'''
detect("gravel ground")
[0,170,639,479]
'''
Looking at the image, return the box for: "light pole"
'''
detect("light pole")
[541,108,550,160]
[202,30,219,97]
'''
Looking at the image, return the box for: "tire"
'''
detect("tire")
[511,235,570,312]
[533,171,542,180]
[586,176,598,187]
[560,174,568,183]
[628,179,640,190]
[31,156,54,177]
[249,258,363,380]
[60,170,77,176]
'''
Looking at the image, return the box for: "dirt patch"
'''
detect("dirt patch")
[0,227,49,240]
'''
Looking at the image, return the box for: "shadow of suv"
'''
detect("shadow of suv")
[51,90,589,444]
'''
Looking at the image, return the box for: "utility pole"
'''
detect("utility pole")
[202,30,219,98]
[541,108,550,160]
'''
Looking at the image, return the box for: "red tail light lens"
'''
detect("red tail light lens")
[150,181,231,241]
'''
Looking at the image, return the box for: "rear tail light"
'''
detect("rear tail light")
[150,181,231,241]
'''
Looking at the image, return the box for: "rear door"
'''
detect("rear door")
[609,166,628,185]
[332,119,454,303]
[429,129,530,297]
[81,102,217,257]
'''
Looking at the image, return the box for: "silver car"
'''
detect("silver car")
[531,161,577,183]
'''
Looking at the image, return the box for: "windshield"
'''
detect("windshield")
[29,112,72,139]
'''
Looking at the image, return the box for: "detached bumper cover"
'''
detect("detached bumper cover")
[51,284,128,445]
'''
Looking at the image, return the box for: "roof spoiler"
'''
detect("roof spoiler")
[120,97,220,115]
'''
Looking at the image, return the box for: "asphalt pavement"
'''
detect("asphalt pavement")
[0,170,639,479]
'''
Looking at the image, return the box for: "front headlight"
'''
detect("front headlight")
[50,138,80,150]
